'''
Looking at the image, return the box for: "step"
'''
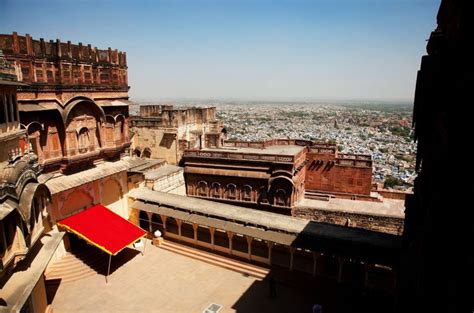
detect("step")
[47,256,105,272]
[159,241,269,279]
[46,263,103,278]
[160,244,267,280]
[162,241,269,275]
[46,270,98,283]
[45,253,109,283]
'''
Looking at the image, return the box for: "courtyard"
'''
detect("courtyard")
[48,240,394,313]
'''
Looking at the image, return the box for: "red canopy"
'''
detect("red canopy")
[57,204,146,255]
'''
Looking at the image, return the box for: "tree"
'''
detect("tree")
[384,175,403,189]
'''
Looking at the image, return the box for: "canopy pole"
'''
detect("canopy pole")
[106,254,112,284]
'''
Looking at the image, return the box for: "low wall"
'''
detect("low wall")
[292,207,404,235]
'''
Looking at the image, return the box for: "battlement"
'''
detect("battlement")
[0,32,126,66]
[0,32,128,88]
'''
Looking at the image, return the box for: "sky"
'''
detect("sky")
[1,0,440,102]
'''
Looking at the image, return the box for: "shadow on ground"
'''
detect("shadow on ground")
[232,268,395,313]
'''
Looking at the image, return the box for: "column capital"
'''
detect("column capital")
[245,235,253,244]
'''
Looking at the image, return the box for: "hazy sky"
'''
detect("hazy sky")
[1,0,439,101]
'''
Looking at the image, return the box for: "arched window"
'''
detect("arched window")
[142,148,151,158]
[197,181,208,197]
[258,186,268,204]
[226,184,237,199]
[133,148,141,157]
[275,189,287,206]
[211,182,221,198]
[243,185,252,201]
[77,128,90,153]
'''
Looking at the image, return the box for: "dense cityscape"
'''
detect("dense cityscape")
[132,100,416,190]
[1,1,468,312]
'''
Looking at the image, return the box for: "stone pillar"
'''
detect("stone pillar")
[8,94,14,122]
[67,41,72,58]
[3,94,8,123]
[14,94,19,122]
[176,219,182,239]
[209,227,215,249]
[337,257,346,283]
[25,34,33,56]
[146,212,153,235]
[56,39,62,57]
[226,231,234,255]
[192,223,198,244]
[267,242,274,265]
[289,247,295,271]
[313,252,321,277]
[80,64,85,84]
[159,215,167,235]
[12,32,19,54]
[245,236,253,261]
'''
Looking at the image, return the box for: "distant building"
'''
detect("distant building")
[182,137,404,234]
[130,105,225,164]
[183,139,308,214]
[305,142,373,199]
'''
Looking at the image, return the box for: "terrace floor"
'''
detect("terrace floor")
[49,240,394,313]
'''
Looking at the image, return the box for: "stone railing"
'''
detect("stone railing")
[223,138,312,149]
[184,150,295,163]
[335,157,372,168]
[338,153,372,161]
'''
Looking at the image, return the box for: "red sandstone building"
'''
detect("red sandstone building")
[183,139,308,214]
[183,139,374,212]
[128,103,404,233]
[0,32,131,174]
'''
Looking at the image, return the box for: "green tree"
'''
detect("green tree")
[384,176,403,189]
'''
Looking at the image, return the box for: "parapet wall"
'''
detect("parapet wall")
[0,32,128,88]
[0,32,126,65]
[135,105,217,127]
[223,138,313,149]
[305,147,372,196]
[292,206,404,235]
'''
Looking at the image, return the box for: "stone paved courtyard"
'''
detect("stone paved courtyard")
[49,241,394,313]
[50,244,318,313]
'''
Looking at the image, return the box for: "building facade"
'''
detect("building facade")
[305,142,373,199]
[183,139,309,214]
[0,32,130,174]
[1,49,63,313]
[130,105,225,164]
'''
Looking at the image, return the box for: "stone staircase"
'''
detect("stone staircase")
[159,240,270,280]
[45,250,109,284]
[305,190,334,201]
